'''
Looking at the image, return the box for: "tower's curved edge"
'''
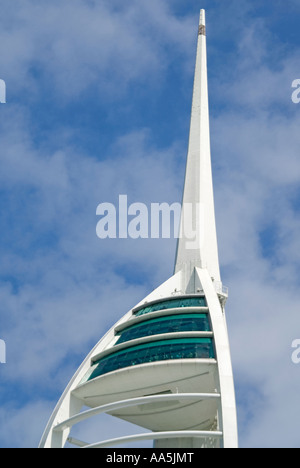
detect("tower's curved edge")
[39,268,238,449]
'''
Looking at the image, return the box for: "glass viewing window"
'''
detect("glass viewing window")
[134,297,207,317]
[116,313,211,345]
[88,337,215,381]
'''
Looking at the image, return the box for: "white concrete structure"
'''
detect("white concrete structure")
[39,9,238,449]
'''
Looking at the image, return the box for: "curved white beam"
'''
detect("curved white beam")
[54,393,221,433]
[84,430,223,449]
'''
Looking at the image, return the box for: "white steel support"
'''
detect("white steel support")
[54,393,221,433]
[197,269,238,447]
[84,431,223,449]
[47,393,222,449]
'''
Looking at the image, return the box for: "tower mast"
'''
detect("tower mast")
[175,10,220,287]
[40,9,238,450]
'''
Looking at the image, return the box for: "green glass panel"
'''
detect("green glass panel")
[134,297,207,317]
[116,314,211,345]
[88,338,215,381]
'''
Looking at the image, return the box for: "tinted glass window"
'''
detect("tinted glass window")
[88,338,215,381]
[116,314,211,345]
[135,297,207,317]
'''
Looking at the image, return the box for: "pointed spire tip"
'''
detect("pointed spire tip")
[200,9,206,26]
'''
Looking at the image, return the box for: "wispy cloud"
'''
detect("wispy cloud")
[0,0,195,100]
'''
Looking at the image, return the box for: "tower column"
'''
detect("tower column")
[175,10,220,286]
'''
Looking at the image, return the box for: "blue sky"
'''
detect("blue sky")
[1,0,300,448]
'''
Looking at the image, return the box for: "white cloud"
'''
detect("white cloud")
[0,109,183,446]
[0,0,195,99]
[0,398,54,448]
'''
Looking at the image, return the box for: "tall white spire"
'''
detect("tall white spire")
[40,10,238,450]
[175,9,220,283]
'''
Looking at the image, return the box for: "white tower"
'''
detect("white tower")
[39,10,238,449]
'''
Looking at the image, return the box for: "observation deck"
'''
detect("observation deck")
[72,295,220,444]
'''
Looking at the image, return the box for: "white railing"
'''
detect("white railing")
[214,281,228,297]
